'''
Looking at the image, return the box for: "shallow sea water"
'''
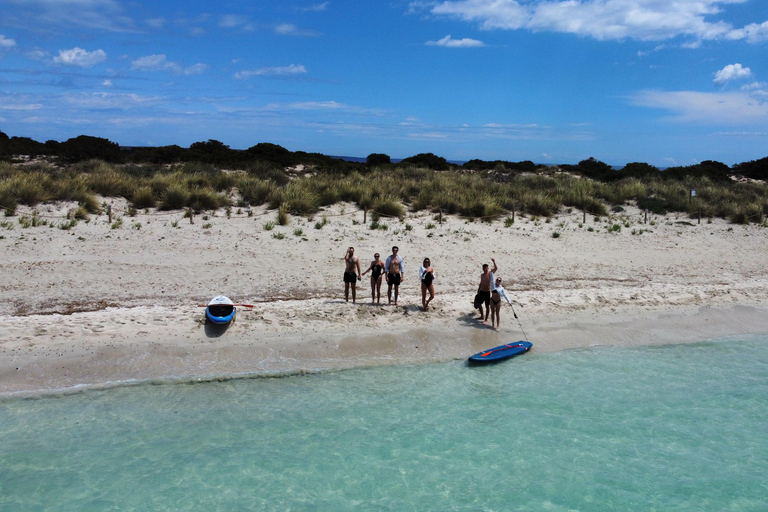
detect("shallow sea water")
[2,336,768,511]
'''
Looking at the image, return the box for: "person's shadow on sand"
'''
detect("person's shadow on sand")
[458,311,493,330]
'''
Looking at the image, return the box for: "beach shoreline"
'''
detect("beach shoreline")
[3,302,768,398]
[2,202,767,397]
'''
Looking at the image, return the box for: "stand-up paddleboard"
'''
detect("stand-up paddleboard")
[468,341,532,364]
[206,295,236,324]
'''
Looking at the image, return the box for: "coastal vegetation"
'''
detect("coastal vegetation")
[1,130,767,225]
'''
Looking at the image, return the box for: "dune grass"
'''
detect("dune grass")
[0,160,766,224]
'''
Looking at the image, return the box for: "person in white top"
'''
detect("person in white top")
[419,257,436,311]
[490,275,513,331]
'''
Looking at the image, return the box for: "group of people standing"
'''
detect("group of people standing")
[343,246,434,310]
[344,247,514,329]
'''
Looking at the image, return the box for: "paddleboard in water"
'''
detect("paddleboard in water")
[468,341,532,364]
[206,295,236,324]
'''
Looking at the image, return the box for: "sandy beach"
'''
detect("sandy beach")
[2,200,768,397]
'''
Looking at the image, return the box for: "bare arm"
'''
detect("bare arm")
[356,258,362,277]
[362,261,374,276]
[491,258,498,274]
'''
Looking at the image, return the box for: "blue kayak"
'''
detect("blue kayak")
[468,341,532,364]
[206,295,236,324]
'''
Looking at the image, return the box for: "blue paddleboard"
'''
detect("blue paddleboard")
[468,341,532,364]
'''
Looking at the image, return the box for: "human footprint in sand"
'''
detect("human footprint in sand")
[477,258,497,323]
[361,252,386,304]
[385,246,405,305]
[419,257,436,311]
[342,246,361,303]
[490,276,513,330]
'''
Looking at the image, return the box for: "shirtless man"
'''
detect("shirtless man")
[477,258,497,323]
[343,246,362,303]
[385,246,405,305]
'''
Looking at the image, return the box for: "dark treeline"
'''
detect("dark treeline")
[1,130,767,182]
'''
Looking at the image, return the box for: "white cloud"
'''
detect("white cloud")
[131,54,181,73]
[424,0,767,43]
[275,23,320,36]
[714,63,752,84]
[219,15,254,30]
[145,17,165,29]
[102,79,113,87]
[234,64,307,79]
[4,0,135,33]
[0,103,43,111]
[630,89,768,124]
[727,20,768,43]
[184,63,208,75]
[130,55,206,75]
[53,47,107,67]
[0,35,16,48]
[287,101,344,110]
[426,35,485,47]
[741,81,767,91]
[302,2,329,12]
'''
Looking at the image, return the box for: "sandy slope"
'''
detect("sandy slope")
[2,201,767,396]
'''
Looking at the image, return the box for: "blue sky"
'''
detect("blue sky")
[1,0,767,166]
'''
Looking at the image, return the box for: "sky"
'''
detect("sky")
[1,0,768,166]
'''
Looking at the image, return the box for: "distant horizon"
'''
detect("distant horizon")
[2,0,767,168]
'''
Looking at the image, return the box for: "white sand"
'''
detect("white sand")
[2,201,767,396]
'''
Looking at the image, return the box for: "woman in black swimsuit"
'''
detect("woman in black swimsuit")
[362,253,386,304]
[420,257,436,311]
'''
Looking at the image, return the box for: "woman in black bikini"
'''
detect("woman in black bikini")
[362,252,386,304]
[420,257,436,311]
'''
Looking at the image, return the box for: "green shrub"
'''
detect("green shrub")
[131,186,156,209]
[189,187,228,211]
[237,177,274,206]
[87,167,133,197]
[160,184,190,210]
[277,205,289,226]
[372,195,405,220]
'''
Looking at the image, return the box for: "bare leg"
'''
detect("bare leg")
[387,283,393,304]
[375,278,382,303]
[370,277,376,303]
[351,281,356,303]
[421,283,427,310]
[394,285,399,305]
[425,284,435,310]
[344,282,350,302]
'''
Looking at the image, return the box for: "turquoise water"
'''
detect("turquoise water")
[2,337,768,511]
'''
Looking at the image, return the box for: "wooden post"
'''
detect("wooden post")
[189,207,194,224]
[364,207,367,224]
[698,208,701,225]
[439,208,443,225]
[644,209,648,224]
[512,205,515,223]
[107,204,112,224]
[583,208,586,224]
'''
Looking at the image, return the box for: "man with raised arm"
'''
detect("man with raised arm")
[477,258,497,324]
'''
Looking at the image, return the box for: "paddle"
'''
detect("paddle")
[480,343,525,357]
[198,304,254,308]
